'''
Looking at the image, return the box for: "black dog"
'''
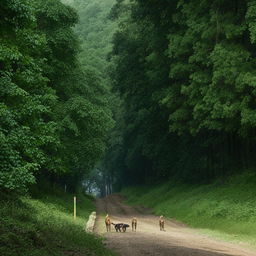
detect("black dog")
[111,223,123,232]
[121,224,129,232]
[111,223,130,232]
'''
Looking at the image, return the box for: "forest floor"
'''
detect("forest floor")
[94,194,256,256]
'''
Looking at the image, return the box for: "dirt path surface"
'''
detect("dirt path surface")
[94,194,256,256]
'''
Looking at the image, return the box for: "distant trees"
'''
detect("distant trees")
[105,0,256,188]
[67,0,119,195]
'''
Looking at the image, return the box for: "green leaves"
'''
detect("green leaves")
[246,0,256,43]
[105,0,256,187]
[0,0,115,193]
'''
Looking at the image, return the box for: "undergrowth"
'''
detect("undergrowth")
[0,190,115,256]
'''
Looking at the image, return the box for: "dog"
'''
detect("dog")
[111,222,123,232]
[111,222,130,232]
[132,217,137,231]
[159,215,165,231]
[105,214,111,232]
[121,224,129,232]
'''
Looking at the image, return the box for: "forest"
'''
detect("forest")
[3,0,256,195]
[103,0,256,189]
[0,0,114,193]
[2,0,256,255]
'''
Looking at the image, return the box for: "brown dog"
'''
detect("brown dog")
[132,217,137,231]
[159,215,165,231]
[105,214,111,232]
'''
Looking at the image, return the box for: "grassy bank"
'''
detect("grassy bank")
[122,172,256,246]
[0,191,115,256]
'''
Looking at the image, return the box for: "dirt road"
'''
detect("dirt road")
[94,194,256,256]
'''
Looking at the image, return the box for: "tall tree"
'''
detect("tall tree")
[0,0,58,191]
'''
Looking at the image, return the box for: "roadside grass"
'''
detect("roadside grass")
[0,191,115,256]
[122,172,256,247]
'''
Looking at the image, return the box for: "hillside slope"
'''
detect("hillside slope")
[122,172,256,247]
[0,191,114,256]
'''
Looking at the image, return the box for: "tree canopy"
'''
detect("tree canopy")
[103,0,256,188]
[0,0,114,192]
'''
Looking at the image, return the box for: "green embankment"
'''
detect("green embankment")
[0,191,115,256]
[122,172,256,246]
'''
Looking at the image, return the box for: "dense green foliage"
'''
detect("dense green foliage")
[0,0,57,191]
[104,0,256,188]
[72,0,117,77]
[0,1,116,254]
[0,0,114,192]
[3,0,256,209]
[64,0,119,195]
[122,172,256,246]
[0,191,115,256]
